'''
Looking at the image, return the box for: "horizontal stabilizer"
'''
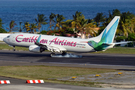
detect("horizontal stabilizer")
[114,41,132,45]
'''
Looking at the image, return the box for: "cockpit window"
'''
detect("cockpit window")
[7,35,10,38]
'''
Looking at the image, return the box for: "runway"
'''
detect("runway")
[0,50,135,90]
[0,50,135,69]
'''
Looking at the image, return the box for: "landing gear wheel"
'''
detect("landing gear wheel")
[51,52,55,56]
[62,51,67,56]
[13,46,15,51]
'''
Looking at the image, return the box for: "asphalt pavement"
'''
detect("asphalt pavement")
[0,50,135,90]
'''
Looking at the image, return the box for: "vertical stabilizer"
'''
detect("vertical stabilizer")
[99,16,120,44]
[88,16,120,51]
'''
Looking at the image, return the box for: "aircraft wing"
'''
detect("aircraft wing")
[47,45,66,53]
[35,35,67,53]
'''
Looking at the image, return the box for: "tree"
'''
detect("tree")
[78,19,98,38]
[94,13,105,27]
[0,28,7,33]
[30,23,37,33]
[112,9,121,17]
[39,30,47,34]
[0,18,7,33]
[117,11,135,37]
[35,14,48,32]
[23,22,30,32]
[54,14,65,30]
[72,11,98,38]
[117,21,129,37]
[121,11,134,23]
[48,13,56,30]
[85,21,98,38]
[77,18,88,38]
[0,18,3,28]
[61,20,72,29]
[72,11,85,32]
[8,20,16,32]
[127,33,135,41]
[19,22,22,32]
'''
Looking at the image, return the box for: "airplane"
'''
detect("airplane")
[3,16,121,57]
[0,33,10,41]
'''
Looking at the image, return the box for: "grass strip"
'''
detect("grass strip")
[0,44,28,51]
[0,65,117,87]
[93,47,135,54]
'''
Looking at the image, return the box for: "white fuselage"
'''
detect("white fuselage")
[4,33,96,52]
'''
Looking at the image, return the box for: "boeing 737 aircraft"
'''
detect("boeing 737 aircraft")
[4,16,120,57]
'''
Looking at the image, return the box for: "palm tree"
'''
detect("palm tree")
[19,22,22,32]
[94,13,105,27]
[23,22,30,32]
[62,20,72,29]
[30,23,37,33]
[35,14,48,32]
[54,14,65,30]
[78,19,98,38]
[77,18,88,38]
[72,11,85,32]
[131,17,135,32]
[0,18,3,28]
[86,21,98,37]
[112,9,121,17]
[116,12,135,37]
[48,13,56,30]
[9,20,16,32]
[72,11,97,38]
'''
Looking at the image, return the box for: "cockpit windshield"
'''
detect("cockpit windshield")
[7,35,10,38]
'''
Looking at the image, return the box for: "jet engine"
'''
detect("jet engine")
[29,45,47,53]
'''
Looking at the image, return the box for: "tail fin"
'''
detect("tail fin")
[99,16,120,44]
[88,16,120,51]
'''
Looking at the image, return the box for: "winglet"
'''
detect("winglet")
[35,35,41,45]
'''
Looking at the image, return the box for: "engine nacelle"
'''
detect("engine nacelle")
[29,45,41,53]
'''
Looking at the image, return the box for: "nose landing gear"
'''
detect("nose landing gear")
[13,46,15,51]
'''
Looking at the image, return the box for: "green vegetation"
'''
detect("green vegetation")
[35,14,48,32]
[6,20,17,32]
[94,47,135,54]
[0,18,7,33]
[0,18,3,28]
[0,44,28,51]
[39,9,135,40]
[0,65,117,86]
[0,28,7,33]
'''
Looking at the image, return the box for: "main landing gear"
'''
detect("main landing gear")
[51,51,82,58]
